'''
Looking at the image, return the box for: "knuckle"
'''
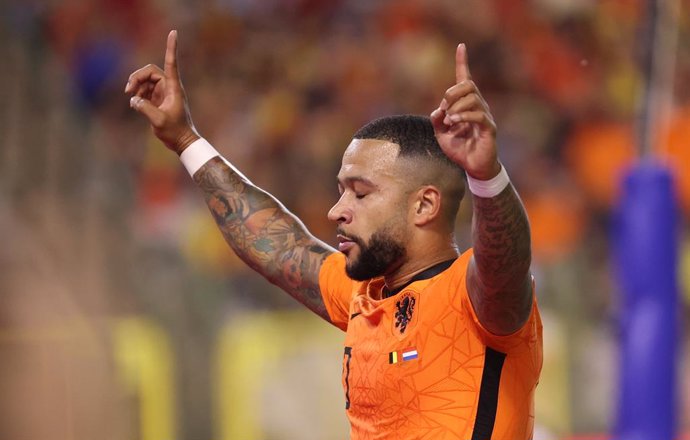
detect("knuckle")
[150,112,165,126]
[458,80,473,90]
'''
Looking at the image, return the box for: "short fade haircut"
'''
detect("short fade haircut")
[353,115,464,176]
[353,114,466,225]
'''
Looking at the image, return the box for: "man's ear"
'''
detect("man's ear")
[412,186,442,226]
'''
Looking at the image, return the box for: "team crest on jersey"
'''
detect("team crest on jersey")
[393,291,418,338]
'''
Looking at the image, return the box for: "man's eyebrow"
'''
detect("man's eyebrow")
[337,176,377,187]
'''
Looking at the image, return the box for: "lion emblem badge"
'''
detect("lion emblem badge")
[393,291,418,338]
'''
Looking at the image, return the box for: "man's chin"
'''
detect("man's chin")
[345,268,370,282]
[345,259,384,281]
[345,259,365,281]
[344,259,358,278]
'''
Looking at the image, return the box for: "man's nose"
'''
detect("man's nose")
[327,197,352,224]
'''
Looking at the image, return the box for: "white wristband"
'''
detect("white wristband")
[180,138,219,177]
[467,165,510,198]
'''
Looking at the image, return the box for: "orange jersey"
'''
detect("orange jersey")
[319,250,543,440]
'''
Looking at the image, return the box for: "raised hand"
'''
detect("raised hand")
[125,30,199,154]
[430,44,500,181]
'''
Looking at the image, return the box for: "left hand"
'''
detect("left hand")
[430,44,500,180]
[125,30,199,154]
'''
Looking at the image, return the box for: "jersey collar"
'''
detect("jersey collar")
[382,258,456,299]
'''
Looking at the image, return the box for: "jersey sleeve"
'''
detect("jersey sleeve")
[318,252,353,331]
[463,274,542,354]
[453,248,542,354]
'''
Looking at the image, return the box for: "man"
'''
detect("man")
[126,30,542,440]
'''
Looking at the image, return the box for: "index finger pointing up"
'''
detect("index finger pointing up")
[455,43,471,83]
[164,30,180,81]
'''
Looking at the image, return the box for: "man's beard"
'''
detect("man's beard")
[342,227,406,281]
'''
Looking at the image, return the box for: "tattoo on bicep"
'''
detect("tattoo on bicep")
[470,184,532,333]
[472,184,531,282]
[469,264,531,334]
[193,157,333,320]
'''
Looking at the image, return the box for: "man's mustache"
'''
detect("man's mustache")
[336,228,365,247]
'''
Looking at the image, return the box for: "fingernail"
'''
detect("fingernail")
[124,81,130,93]
[450,114,462,122]
[129,96,139,108]
[443,116,452,126]
[440,99,448,111]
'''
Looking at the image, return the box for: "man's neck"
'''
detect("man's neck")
[383,247,459,292]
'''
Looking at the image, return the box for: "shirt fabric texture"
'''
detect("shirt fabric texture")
[319,249,543,440]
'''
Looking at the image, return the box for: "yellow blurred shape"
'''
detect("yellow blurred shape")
[113,317,176,440]
[214,311,346,440]
[535,310,572,435]
[681,237,690,305]
[182,211,247,276]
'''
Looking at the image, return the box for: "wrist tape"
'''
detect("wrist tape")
[180,138,219,177]
[466,164,510,198]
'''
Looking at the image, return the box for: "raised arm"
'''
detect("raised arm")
[125,31,335,321]
[430,44,532,336]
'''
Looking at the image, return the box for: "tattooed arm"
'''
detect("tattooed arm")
[431,43,532,335]
[466,186,532,335]
[125,31,336,322]
[193,157,335,320]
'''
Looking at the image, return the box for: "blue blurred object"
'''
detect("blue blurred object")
[613,161,679,440]
[74,37,124,108]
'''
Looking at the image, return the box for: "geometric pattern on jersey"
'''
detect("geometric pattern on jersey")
[319,249,543,440]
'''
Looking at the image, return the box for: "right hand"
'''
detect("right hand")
[125,30,199,154]
[430,44,499,181]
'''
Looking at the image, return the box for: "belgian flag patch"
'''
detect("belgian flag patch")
[389,348,418,364]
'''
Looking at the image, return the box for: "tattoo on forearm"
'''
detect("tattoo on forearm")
[193,157,333,321]
[470,184,532,334]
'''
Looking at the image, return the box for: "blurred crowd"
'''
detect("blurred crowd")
[1,0,689,438]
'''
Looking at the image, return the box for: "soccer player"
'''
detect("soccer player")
[126,30,542,440]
